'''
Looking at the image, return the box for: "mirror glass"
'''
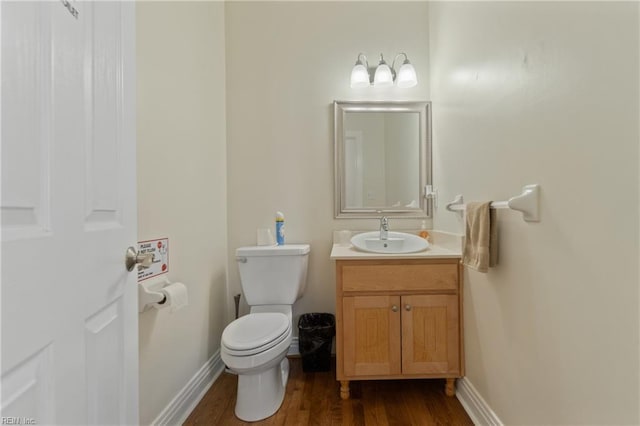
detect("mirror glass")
[334,101,431,218]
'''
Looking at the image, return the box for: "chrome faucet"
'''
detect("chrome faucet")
[380,216,389,240]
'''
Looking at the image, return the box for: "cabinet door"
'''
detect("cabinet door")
[343,295,401,376]
[401,294,460,375]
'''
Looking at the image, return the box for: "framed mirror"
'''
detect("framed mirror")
[334,100,431,218]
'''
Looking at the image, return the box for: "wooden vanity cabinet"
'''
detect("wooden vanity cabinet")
[335,258,464,399]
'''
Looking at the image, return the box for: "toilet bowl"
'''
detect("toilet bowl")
[221,312,293,422]
[221,244,310,422]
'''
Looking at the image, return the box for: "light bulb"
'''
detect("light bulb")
[373,59,393,87]
[396,62,417,88]
[350,63,370,88]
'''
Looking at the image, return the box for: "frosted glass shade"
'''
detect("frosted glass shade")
[373,63,393,87]
[350,64,370,88]
[396,63,417,88]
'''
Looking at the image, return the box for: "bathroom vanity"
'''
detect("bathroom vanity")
[330,239,463,398]
[331,100,462,397]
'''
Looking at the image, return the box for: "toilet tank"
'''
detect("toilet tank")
[236,244,310,306]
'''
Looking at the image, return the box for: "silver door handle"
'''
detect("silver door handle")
[125,247,154,272]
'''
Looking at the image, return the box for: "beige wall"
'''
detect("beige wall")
[225,1,431,326]
[429,2,639,424]
[136,2,227,424]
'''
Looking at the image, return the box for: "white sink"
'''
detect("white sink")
[350,231,429,254]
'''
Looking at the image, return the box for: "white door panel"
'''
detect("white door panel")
[84,1,124,230]
[1,1,52,241]
[1,2,138,425]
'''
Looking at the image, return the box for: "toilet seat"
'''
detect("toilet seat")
[222,313,291,356]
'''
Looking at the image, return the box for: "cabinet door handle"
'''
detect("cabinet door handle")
[405,304,412,311]
[391,305,398,312]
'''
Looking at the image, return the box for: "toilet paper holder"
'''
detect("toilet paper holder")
[138,276,170,313]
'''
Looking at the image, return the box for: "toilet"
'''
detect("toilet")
[221,244,310,422]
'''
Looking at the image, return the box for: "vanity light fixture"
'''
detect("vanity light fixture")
[350,52,418,88]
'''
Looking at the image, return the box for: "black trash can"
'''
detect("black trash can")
[298,313,335,372]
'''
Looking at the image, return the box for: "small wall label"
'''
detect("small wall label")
[137,238,169,282]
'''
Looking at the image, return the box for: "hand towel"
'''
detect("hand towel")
[463,201,498,273]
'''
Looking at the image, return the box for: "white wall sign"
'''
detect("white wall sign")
[137,238,169,282]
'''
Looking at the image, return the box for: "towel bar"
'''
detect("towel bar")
[445,184,540,222]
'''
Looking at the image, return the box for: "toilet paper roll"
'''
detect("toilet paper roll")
[154,282,188,313]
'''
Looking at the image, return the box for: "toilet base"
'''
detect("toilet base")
[235,357,290,422]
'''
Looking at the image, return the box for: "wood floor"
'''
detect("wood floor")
[184,357,473,425]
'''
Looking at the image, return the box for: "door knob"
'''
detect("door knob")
[125,247,154,272]
[391,305,398,312]
[405,304,412,311]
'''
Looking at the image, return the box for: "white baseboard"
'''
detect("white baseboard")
[287,337,300,356]
[152,350,226,426]
[456,377,503,426]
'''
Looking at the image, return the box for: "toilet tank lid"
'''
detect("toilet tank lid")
[236,244,310,257]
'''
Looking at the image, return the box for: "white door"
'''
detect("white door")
[1,2,138,425]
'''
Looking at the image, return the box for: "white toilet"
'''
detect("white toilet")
[221,244,310,422]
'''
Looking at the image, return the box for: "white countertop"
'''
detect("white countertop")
[329,243,461,260]
[329,229,463,260]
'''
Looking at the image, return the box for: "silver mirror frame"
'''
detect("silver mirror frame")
[334,100,432,219]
